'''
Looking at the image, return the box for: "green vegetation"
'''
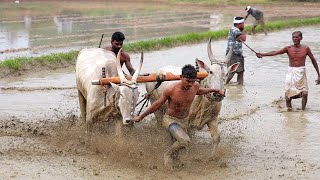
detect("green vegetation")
[1,17,320,72]
[125,17,320,53]
[170,0,318,5]
[171,0,271,5]
[0,51,78,71]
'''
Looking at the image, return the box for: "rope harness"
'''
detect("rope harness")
[135,72,166,116]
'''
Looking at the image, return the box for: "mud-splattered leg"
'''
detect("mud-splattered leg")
[302,91,308,110]
[237,72,244,85]
[78,90,87,125]
[285,96,292,111]
[164,141,187,170]
[207,118,220,156]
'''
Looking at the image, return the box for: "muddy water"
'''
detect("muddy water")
[1,26,320,179]
[0,1,223,61]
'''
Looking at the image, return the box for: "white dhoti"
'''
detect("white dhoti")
[285,66,308,98]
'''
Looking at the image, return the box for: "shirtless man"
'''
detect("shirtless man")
[132,64,225,169]
[256,31,320,111]
[104,31,137,76]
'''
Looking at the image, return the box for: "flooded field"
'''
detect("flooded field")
[2,1,320,60]
[1,25,320,179]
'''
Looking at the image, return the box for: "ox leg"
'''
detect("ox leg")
[207,118,220,156]
[85,113,93,135]
[78,90,87,125]
[85,106,105,134]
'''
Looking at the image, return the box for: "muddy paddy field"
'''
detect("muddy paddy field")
[1,1,320,179]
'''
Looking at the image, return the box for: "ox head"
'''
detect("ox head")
[110,49,143,125]
[195,38,239,101]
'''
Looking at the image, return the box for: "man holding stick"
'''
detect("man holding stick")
[256,31,320,111]
[226,17,247,85]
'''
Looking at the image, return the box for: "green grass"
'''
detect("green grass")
[170,0,275,5]
[0,51,78,71]
[124,17,320,53]
[1,17,320,71]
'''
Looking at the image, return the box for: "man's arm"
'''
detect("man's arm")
[238,30,246,42]
[307,47,320,84]
[244,13,250,21]
[256,47,287,58]
[133,88,170,122]
[123,52,135,76]
[197,87,225,96]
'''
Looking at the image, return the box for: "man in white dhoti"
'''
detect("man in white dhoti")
[256,31,320,111]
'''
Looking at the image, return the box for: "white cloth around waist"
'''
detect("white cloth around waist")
[285,66,308,98]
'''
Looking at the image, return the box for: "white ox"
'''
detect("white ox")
[145,39,239,153]
[76,48,143,133]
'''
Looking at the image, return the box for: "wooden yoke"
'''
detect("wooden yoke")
[91,71,208,85]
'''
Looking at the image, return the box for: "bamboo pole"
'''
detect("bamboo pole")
[91,71,208,85]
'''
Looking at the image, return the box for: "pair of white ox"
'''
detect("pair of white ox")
[76,39,238,152]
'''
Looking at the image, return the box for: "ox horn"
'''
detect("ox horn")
[131,52,143,83]
[224,45,233,64]
[207,38,217,64]
[116,48,127,83]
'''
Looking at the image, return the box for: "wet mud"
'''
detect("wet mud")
[1,2,320,179]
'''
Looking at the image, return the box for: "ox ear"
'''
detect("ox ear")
[196,58,210,72]
[228,62,240,73]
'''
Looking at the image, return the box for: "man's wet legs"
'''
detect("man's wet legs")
[251,25,257,35]
[285,96,292,111]
[285,91,308,111]
[301,91,308,110]
[164,140,189,170]
[237,71,244,85]
[260,20,267,35]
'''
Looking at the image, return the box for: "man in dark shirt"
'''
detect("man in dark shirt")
[244,6,267,35]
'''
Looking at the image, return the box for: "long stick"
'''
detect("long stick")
[242,41,257,54]
[98,34,104,48]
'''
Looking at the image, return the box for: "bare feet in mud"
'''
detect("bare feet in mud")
[277,107,303,113]
[164,154,174,170]
[227,81,241,86]
[164,152,184,170]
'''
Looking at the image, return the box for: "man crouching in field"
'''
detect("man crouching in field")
[132,64,225,169]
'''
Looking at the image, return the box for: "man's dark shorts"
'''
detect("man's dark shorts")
[227,53,244,73]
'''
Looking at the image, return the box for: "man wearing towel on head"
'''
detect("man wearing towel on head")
[226,16,246,85]
[256,31,320,111]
